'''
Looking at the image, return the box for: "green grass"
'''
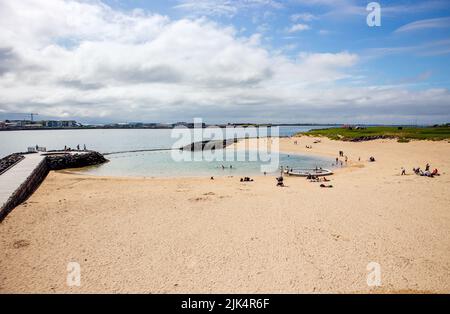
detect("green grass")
[297,126,450,141]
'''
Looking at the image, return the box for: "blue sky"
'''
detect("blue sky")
[104,0,450,89]
[0,0,449,124]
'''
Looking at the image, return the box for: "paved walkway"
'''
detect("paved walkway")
[0,153,46,209]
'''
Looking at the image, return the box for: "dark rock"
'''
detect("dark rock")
[347,135,395,142]
[0,153,25,175]
[46,152,108,170]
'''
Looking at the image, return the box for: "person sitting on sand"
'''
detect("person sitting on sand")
[425,163,430,171]
[276,176,284,187]
[431,169,439,176]
[369,156,375,162]
[401,167,406,176]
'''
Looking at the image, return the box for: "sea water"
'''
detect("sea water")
[0,126,335,177]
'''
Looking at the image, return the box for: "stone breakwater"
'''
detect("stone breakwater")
[0,151,108,221]
[45,151,108,170]
[0,154,25,175]
[181,138,239,151]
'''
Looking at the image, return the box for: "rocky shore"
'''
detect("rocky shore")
[347,135,396,142]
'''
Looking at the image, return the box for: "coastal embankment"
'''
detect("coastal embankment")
[0,151,107,221]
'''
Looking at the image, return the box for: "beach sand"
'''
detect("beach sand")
[1,137,449,293]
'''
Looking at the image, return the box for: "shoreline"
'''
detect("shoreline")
[69,138,343,179]
[0,137,449,293]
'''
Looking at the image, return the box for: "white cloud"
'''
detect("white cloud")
[0,0,448,124]
[287,23,311,33]
[395,17,450,33]
[291,13,317,22]
[174,0,283,18]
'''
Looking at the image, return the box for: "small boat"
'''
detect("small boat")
[284,168,333,177]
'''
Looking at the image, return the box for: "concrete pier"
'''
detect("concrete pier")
[0,153,46,217]
[0,151,107,221]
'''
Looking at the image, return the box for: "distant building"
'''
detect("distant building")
[41,120,78,128]
[5,120,29,128]
[61,120,77,128]
[42,120,61,128]
[173,122,206,128]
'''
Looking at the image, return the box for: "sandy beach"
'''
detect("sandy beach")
[1,136,449,293]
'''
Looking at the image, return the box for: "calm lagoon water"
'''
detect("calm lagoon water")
[81,150,334,177]
[0,126,335,177]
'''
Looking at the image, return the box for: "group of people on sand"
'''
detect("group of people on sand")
[307,174,333,188]
[307,174,330,182]
[412,163,439,177]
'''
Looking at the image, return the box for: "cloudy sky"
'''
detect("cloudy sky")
[0,0,449,124]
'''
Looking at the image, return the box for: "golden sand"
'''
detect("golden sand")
[1,137,449,293]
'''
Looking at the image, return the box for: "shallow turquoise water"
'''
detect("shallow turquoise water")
[80,149,334,177]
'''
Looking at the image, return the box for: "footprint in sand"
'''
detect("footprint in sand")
[189,197,209,202]
[12,240,30,249]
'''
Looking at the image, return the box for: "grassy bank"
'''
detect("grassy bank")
[298,126,450,141]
